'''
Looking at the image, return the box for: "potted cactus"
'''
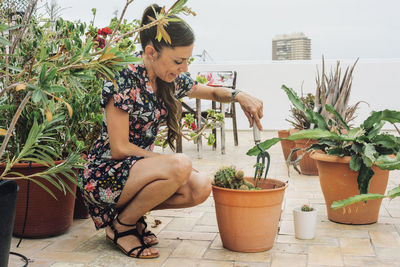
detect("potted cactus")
[293,204,318,240]
[212,164,287,252]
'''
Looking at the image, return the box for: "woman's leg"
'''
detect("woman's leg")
[106,153,192,256]
[153,168,212,210]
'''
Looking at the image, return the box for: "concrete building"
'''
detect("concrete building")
[272,33,311,60]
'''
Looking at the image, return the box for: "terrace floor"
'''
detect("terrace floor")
[8,130,400,267]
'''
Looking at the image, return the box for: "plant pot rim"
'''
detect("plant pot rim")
[310,150,351,163]
[0,160,65,168]
[212,177,288,193]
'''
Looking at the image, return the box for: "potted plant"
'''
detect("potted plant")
[1,0,191,238]
[247,86,400,224]
[293,204,318,240]
[212,128,288,252]
[285,58,360,175]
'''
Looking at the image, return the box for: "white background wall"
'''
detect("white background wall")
[188,59,400,130]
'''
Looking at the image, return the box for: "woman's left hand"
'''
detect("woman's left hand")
[236,92,263,130]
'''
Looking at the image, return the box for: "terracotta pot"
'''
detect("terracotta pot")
[278,129,297,161]
[294,139,318,175]
[310,152,389,224]
[212,178,288,252]
[0,161,77,238]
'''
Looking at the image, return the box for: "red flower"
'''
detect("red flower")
[102,27,112,35]
[97,27,112,36]
[190,122,197,130]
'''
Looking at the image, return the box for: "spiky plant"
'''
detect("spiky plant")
[286,93,315,129]
[214,166,255,190]
[301,204,314,212]
[315,57,363,130]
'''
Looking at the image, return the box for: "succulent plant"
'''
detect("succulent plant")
[214,166,255,190]
[301,204,314,212]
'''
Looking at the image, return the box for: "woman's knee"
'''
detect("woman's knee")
[168,153,192,185]
[191,174,212,205]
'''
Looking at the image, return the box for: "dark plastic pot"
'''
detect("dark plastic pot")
[0,180,18,267]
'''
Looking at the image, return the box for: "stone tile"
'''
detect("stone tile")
[234,262,270,267]
[9,238,53,258]
[143,215,173,235]
[170,240,210,258]
[34,251,98,263]
[155,239,181,249]
[270,243,307,254]
[339,238,374,256]
[278,220,294,235]
[336,222,396,232]
[270,253,307,267]
[375,247,400,259]
[150,209,204,219]
[204,249,271,263]
[369,231,400,248]
[46,230,97,252]
[210,235,224,249]
[158,230,216,241]
[164,217,198,231]
[196,212,218,226]
[192,225,219,233]
[308,246,343,266]
[277,235,338,246]
[163,258,233,267]
[50,263,86,267]
[343,256,396,267]
[316,228,370,239]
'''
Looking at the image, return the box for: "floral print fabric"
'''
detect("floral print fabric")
[78,51,197,229]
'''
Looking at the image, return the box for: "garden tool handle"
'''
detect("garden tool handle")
[253,123,261,144]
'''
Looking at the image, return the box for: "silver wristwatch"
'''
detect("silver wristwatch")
[231,89,241,102]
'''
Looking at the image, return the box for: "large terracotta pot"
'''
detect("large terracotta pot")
[0,161,77,238]
[212,178,288,252]
[310,152,389,224]
[277,129,297,161]
[294,139,318,175]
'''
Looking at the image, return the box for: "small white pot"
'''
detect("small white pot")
[293,207,318,240]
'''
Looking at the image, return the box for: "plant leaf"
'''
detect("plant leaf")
[357,164,374,194]
[246,137,281,156]
[363,110,400,130]
[325,103,350,131]
[349,155,362,171]
[331,193,385,210]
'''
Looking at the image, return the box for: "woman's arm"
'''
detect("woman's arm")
[105,100,160,160]
[188,83,264,130]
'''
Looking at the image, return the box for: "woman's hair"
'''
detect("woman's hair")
[140,4,195,151]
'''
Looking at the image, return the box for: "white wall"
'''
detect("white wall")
[188,59,400,130]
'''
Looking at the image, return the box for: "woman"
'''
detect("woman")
[79,4,263,259]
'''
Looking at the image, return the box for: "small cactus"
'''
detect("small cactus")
[214,166,255,190]
[301,204,314,212]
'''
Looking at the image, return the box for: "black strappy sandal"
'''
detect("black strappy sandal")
[106,216,159,259]
[139,216,159,246]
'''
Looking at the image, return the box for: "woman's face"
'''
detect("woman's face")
[151,45,194,83]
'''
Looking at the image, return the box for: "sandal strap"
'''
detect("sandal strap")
[139,216,157,238]
[116,215,137,227]
[127,245,146,258]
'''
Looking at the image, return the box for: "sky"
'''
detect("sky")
[42,0,400,63]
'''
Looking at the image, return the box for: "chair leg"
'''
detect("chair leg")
[220,102,226,155]
[231,102,239,146]
[196,99,202,159]
[212,101,217,151]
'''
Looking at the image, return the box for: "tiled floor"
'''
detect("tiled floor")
[8,130,400,267]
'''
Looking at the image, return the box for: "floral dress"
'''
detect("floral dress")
[78,52,197,229]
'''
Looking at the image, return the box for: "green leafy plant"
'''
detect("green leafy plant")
[247,85,400,208]
[0,0,196,195]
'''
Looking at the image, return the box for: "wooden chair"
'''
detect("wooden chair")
[176,71,239,158]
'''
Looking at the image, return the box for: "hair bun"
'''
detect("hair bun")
[141,4,162,26]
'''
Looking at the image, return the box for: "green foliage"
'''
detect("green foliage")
[247,84,400,204]
[214,166,256,190]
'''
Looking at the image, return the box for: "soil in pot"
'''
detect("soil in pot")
[212,178,288,252]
